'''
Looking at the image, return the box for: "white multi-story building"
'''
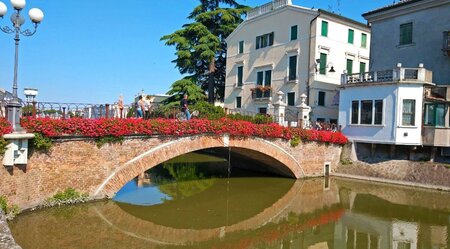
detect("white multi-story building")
[339,0,450,161]
[224,0,370,124]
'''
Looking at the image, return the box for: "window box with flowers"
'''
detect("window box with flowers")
[250,86,272,99]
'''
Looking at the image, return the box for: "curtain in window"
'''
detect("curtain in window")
[402,100,415,126]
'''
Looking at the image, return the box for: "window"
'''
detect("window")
[237,66,243,87]
[321,21,328,37]
[351,100,383,125]
[259,107,267,114]
[287,92,295,106]
[374,100,383,125]
[319,53,327,75]
[361,33,367,48]
[256,70,272,98]
[361,100,373,124]
[400,22,413,45]
[402,99,415,126]
[290,25,298,41]
[359,62,366,74]
[236,97,241,108]
[318,91,325,106]
[348,29,354,44]
[425,103,446,127]
[346,59,353,74]
[238,41,244,54]
[351,101,359,124]
[288,55,297,81]
[256,32,274,49]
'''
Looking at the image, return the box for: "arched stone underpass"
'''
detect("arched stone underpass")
[95,135,305,198]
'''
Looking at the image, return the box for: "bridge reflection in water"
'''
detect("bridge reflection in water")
[8,153,450,249]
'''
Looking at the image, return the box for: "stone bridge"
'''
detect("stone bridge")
[0,135,342,209]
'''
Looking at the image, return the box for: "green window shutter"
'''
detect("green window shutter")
[238,41,244,54]
[346,59,353,74]
[256,36,260,49]
[289,56,297,81]
[290,25,298,41]
[351,101,359,124]
[237,66,243,86]
[236,97,242,108]
[257,71,263,85]
[265,70,272,86]
[321,21,328,37]
[348,29,354,44]
[319,53,327,75]
[400,23,413,45]
[318,91,325,106]
[287,92,295,106]
[269,32,274,46]
[361,33,367,48]
[359,62,366,74]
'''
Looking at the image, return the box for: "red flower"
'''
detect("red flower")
[19,117,348,145]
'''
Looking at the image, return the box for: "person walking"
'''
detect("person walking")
[180,94,191,120]
[118,95,124,118]
[137,96,145,118]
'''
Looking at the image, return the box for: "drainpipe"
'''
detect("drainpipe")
[307,11,320,106]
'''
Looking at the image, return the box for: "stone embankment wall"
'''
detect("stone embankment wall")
[0,135,342,210]
[0,211,21,249]
[336,143,450,189]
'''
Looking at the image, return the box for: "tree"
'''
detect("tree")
[161,0,249,103]
[164,78,206,107]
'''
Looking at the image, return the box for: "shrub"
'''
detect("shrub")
[0,118,12,135]
[0,195,20,219]
[227,113,273,124]
[95,135,124,148]
[45,188,89,207]
[0,137,8,155]
[33,132,53,152]
[21,117,348,145]
[290,136,301,147]
[191,101,225,120]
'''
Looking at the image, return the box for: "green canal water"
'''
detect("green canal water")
[8,152,450,249]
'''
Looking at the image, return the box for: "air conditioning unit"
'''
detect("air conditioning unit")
[443,31,450,56]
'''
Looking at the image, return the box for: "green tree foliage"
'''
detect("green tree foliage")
[165,78,207,108]
[161,0,249,103]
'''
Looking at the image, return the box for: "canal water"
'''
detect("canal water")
[8,152,450,249]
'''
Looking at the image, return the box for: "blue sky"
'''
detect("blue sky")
[0,0,393,104]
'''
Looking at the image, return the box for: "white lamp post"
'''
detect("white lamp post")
[0,0,44,132]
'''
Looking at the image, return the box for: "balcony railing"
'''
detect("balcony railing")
[250,86,271,99]
[342,66,433,85]
[422,126,450,147]
[247,0,289,20]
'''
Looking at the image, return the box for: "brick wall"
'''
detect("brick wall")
[0,135,342,210]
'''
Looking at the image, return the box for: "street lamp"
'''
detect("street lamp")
[0,0,44,132]
[23,87,37,102]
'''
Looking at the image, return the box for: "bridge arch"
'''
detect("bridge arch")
[95,135,305,197]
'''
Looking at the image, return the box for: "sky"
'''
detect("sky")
[0,0,394,104]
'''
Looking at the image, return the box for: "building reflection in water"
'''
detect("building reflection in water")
[8,153,450,249]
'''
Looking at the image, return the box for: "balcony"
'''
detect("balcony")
[341,66,433,85]
[422,127,450,147]
[250,86,271,100]
[247,0,289,20]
